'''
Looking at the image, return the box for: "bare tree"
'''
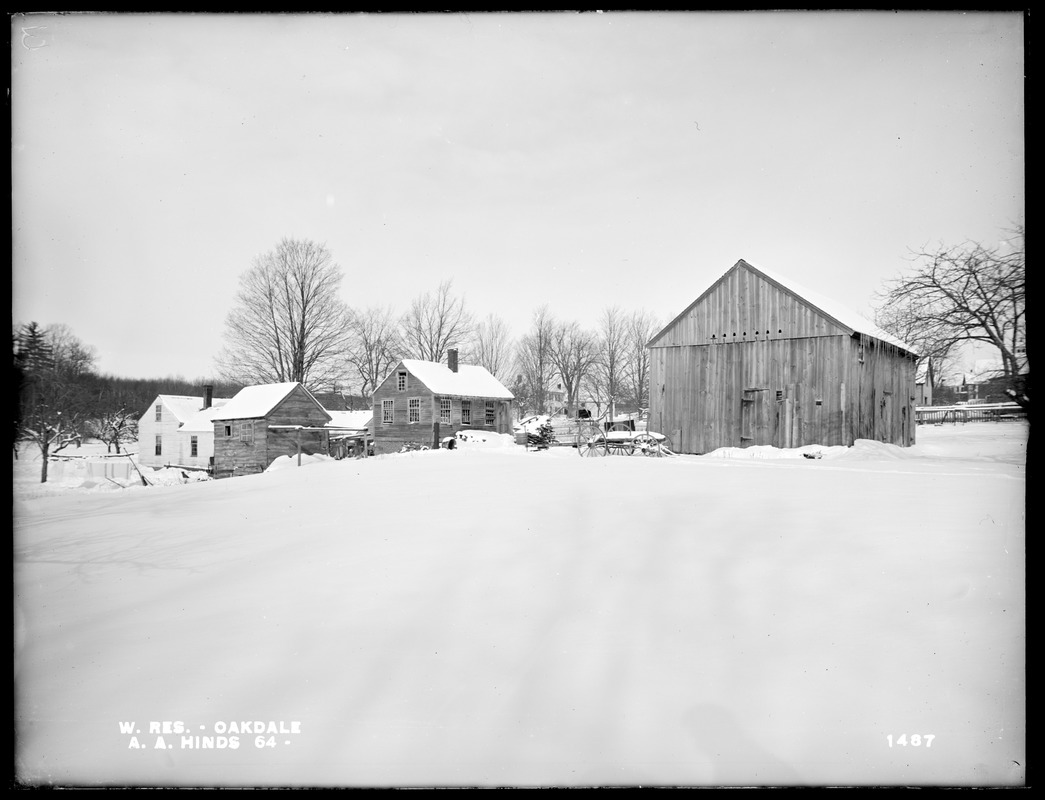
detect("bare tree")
[550,320,599,418]
[624,309,660,412]
[345,305,405,401]
[468,313,516,386]
[875,226,1027,408]
[87,408,139,454]
[514,306,557,415]
[216,238,352,390]
[400,280,474,363]
[586,307,628,415]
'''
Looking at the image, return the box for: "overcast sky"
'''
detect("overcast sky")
[12,11,1024,381]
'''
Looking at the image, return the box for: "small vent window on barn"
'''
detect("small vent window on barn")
[461,400,471,425]
[382,399,394,424]
[485,402,495,426]
[408,397,420,423]
[440,396,452,424]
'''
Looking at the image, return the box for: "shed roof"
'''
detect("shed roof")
[398,360,515,399]
[211,382,330,422]
[325,410,373,430]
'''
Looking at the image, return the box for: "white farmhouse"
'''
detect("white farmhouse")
[137,389,230,469]
[174,402,232,470]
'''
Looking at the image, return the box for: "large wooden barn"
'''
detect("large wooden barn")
[372,349,515,454]
[211,382,332,478]
[648,259,919,454]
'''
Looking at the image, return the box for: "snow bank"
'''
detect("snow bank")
[703,444,849,460]
[12,424,1028,787]
[265,453,333,472]
[454,430,516,448]
[836,439,918,461]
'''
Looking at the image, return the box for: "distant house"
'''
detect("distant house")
[915,359,935,407]
[956,359,1009,404]
[137,388,229,468]
[648,259,919,453]
[211,382,332,478]
[372,349,515,454]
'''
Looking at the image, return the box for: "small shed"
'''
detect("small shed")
[649,259,919,453]
[211,382,332,478]
[325,410,373,459]
[372,349,515,454]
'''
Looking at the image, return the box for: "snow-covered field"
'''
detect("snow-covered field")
[13,423,1027,787]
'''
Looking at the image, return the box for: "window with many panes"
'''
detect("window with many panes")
[461,400,471,425]
[382,399,394,423]
[439,396,452,424]
[237,420,255,444]
[397,371,407,391]
[190,436,198,457]
[485,402,495,426]
[409,397,420,423]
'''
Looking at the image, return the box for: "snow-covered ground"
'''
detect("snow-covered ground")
[13,422,1027,787]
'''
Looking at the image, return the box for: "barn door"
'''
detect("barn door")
[740,388,767,447]
[880,390,893,443]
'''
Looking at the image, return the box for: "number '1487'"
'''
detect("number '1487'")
[886,734,935,747]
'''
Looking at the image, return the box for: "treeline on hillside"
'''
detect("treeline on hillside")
[13,320,247,480]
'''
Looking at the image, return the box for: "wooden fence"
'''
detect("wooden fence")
[915,403,1026,424]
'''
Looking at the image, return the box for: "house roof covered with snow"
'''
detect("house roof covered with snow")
[325,410,372,430]
[210,382,328,421]
[149,395,211,424]
[962,359,1006,385]
[178,401,233,434]
[397,360,514,399]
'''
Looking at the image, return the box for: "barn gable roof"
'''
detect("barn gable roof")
[650,259,916,355]
[210,382,332,422]
[393,359,515,400]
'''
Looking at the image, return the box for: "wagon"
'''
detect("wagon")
[574,418,672,457]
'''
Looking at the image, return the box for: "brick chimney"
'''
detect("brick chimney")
[448,348,459,373]
[203,385,213,409]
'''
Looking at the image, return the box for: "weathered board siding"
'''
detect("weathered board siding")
[845,334,917,447]
[652,267,851,348]
[650,335,916,453]
[212,387,331,477]
[372,371,513,455]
